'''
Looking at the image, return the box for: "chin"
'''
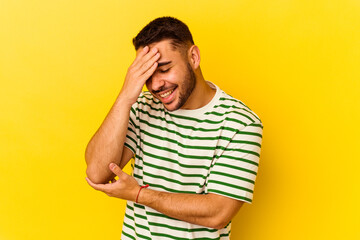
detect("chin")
[163,100,182,112]
[163,104,178,112]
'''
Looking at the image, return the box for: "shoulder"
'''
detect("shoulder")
[213,90,263,129]
[130,91,166,118]
[133,91,162,110]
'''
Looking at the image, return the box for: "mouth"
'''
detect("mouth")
[157,86,177,104]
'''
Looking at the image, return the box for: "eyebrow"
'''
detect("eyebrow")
[157,61,172,67]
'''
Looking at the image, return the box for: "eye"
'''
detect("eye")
[159,68,170,73]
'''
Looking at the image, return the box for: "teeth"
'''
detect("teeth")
[160,89,173,98]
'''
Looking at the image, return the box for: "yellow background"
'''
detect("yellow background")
[1,0,359,239]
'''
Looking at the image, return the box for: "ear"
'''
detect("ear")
[188,45,201,69]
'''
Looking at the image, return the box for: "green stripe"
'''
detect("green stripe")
[207,179,253,193]
[140,129,215,150]
[143,162,206,179]
[146,142,260,159]
[134,162,143,170]
[135,117,242,142]
[124,212,134,221]
[138,116,261,138]
[138,93,156,102]
[134,222,150,233]
[137,111,241,133]
[122,229,136,240]
[210,171,255,184]
[130,106,136,115]
[219,96,248,110]
[206,109,255,123]
[142,161,207,179]
[220,97,246,105]
[225,148,260,157]
[214,103,261,122]
[127,126,136,135]
[137,100,249,126]
[124,142,135,154]
[208,189,252,203]
[134,212,148,220]
[224,221,231,228]
[143,171,202,187]
[133,173,142,180]
[143,141,213,160]
[250,123,263,128]
[126,133,137,145]
[134,233,151,240]
[151,232,221,240]
[148,221,218,233]
[220,232,230,237]
[236,130,262,138]
[140,128,261,149]
[143,151,211,169]
[134,163,143,170]
[215,154,259,166]
[215,162,257,175]
[232,139,262,147]
[129,116,136,127]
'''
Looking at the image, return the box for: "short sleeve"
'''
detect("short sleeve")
[124,101,139,154]
[207,122,263,203]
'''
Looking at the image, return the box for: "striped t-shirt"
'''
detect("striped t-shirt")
[122,81,263,239]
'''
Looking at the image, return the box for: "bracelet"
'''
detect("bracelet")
[135,184,149,203]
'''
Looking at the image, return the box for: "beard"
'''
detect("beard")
[168,62,196,111]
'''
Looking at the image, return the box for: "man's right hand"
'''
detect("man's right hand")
[120,46,160,107]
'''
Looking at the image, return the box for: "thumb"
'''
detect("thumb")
[109,163,123,176]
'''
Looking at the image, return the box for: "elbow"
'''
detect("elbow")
[85,146,102,184]
[86,166,103,184]
[207,207,240,229]
[84,148,115,184]
[209,218,231,230]
[86,162,110,184]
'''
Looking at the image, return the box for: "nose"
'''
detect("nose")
[149,72,165,92]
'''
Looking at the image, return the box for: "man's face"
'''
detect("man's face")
[138,40,196,111]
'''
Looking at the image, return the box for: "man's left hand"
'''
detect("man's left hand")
[86,163,140,201]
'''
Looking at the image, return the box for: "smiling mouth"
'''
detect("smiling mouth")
[159,89,174,98]
[155,86,177,104]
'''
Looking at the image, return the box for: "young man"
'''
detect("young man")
[85,17,263,239]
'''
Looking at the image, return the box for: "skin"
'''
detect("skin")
[85,39,244,229]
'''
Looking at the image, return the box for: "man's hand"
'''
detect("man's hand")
[120,46,160,107]
[86,163,140,201]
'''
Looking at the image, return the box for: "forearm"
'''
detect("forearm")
[85,94,132,183]
[138,189,242,229]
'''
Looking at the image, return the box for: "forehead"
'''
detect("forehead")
[136,39,183,61]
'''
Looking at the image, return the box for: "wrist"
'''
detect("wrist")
[135,184,149,204]
[116,92,135,109]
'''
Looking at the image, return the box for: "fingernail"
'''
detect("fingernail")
[109,163,115,169]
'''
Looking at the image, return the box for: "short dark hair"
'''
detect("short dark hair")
[133,17,194,51]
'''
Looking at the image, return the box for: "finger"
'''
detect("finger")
[140,61,158,82]
[138,47,159,67]
[109,163,124,177]
[133,47,159,70]
[85,177,110,192]
[132,46,150,66]
[138,52,160,76]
